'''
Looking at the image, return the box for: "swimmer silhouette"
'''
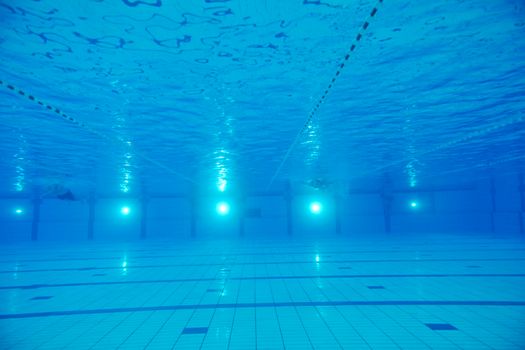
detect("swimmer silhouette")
[57,189,75,201]
[42,184,76,201]
[307,178,332,191]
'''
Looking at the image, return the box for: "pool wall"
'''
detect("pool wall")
[1,173,523,242]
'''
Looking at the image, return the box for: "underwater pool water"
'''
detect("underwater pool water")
[1,0,525,348]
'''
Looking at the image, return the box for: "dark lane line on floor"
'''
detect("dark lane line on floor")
[1,300,525,319]
[2,257,525,274]
[2,273,525,290]
[2,247,525,264]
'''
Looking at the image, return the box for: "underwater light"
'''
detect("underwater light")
[121,206,130,215]
[309,201,322,214]
[410,201,418,208]
[14,208,23,215]
[216,201,230,215]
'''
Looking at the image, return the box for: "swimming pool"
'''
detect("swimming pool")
[1,0,524,348]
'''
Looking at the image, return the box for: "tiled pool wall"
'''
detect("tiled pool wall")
[1,174,523,242]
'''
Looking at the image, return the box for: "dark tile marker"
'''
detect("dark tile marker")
[425,323,458,331]
[30,296,53,300]
[182,327,208,335]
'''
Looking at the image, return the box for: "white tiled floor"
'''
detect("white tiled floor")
[0,234,524,349]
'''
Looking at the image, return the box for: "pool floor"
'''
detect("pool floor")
[1,234,524,349]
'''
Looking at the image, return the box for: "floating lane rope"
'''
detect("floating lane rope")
[351,110,525,181]
[0,78,197,185]
[266,0,384,191]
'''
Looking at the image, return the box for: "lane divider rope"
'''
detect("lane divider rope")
[266,0,384,190]
[352,111,525,180]
[0,79,197,185]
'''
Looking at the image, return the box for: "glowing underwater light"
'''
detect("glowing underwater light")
[310,201,322,214]
[121,206,130,215]
[216,202,230,215]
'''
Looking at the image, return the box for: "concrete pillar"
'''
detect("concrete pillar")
[335,195,342,235]
[239,198,245,238]
[140,196,149,240]
[190,197,197,238]
[490,177,496,233]
[381,176,393,234]
[87,194,96,240]
[518,174,525,233]
[31,196,41,241]
[382,193,392,234]
[284,181,293,236]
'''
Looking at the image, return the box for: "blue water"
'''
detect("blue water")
[0,0,525,348]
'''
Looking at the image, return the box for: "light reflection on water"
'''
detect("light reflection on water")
[209,88,235,193]
[402,113,420,188]
[112,79,134,194]
[13,133,27,192]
